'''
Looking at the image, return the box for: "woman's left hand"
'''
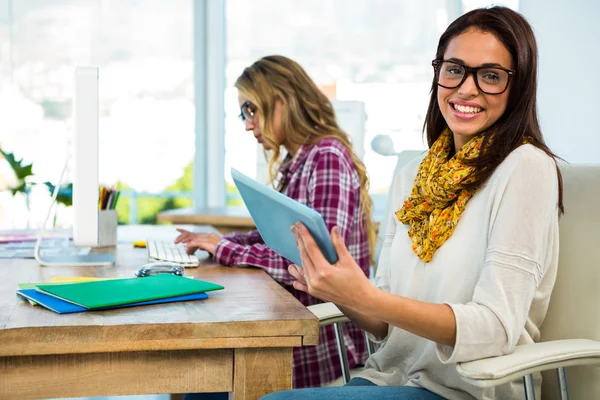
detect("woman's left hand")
[291,223,372,309]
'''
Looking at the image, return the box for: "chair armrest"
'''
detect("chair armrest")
[456,339,600,388]
[307,302,350,326]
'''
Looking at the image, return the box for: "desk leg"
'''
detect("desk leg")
[231,347,293,400]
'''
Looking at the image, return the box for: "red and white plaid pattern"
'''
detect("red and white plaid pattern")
[214,138,369,388]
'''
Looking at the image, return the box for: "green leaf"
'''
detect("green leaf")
[9,182,27,196]
[44,182,73,207]
[0,149,34,182]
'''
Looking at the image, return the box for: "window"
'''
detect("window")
[0,0,522,228]
[0,0,194,228]
[225,0,453,198]
[224,0,520,206]
[463,1,519,13]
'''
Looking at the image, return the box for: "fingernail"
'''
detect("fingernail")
[290,225,297,235]
[333,226,340,238]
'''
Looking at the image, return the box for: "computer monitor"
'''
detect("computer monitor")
[34,66,115,266]
[73,66,101,247]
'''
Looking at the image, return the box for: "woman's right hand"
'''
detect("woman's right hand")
[174,228,198,245]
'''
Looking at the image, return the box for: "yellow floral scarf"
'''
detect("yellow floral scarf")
[395,128,489,262]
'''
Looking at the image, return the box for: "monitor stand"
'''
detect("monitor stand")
[34,156,115,267]
[35,253,115,267]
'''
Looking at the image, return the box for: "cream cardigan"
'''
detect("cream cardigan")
[358,145,560,400]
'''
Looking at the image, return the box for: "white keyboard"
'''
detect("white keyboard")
[147,240,199,267]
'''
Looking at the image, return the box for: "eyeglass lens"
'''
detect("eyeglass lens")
[437,61,509,94]
[239,101,255,122]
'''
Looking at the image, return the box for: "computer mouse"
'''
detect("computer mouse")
[135,261,185,277]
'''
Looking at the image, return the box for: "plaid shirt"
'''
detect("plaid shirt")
[214,138,369,388]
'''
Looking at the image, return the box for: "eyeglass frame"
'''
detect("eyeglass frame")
[238,100,256,123]
[431,59,515,95]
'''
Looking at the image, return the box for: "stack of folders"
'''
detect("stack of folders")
[16,275,224,314]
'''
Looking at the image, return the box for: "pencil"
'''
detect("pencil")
[111,191,121,209]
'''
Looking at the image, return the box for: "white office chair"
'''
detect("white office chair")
[331,100,367,161]
[372,149,424,265]
[310,159,600,395]
[456,163,600,399]
[307,144,423,385]
[457,164,600,400]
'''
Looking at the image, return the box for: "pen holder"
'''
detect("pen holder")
[98,210,118,247]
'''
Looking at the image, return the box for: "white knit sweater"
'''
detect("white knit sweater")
[358,145,560,400]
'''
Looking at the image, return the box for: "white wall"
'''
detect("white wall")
[520,0,600,163]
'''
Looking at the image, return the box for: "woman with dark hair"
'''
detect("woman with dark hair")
[264,6,563,400]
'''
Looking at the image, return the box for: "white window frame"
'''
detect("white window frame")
[193,0,226,208]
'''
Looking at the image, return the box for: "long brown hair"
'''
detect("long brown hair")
[424,6,564,214]
[235,55,376,260]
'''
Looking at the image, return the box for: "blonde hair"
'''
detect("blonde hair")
[235,55,375,263]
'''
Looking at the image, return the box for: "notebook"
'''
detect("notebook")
[18,279,110,306]
[231,168,338,266]
[18,277,110,291]
[35,274,224,309]
[18,288,208,314]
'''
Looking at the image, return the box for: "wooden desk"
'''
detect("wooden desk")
[158,207,383,235]
[0,225,319,400]
[158,207,255,235]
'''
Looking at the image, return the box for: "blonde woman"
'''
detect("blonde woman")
[176,55,375,394]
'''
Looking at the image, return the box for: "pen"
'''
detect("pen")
[111,191,121,209]
[105,189,115,210]
[98,187,105,210]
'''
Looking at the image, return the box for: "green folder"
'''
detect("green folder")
[35,274,224,309]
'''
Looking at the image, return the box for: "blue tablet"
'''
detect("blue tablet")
[231,168,338,266]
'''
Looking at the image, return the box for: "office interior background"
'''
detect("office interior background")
[0,0,598,230]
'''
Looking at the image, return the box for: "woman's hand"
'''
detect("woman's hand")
[290,223,372,309]
[291,223,392,341]
[288,263,308,291]
[174,228,222,254]
[174,228,196,244]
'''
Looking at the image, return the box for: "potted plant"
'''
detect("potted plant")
[1,149,72,227]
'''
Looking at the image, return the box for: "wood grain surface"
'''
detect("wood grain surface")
[0,225,318,399]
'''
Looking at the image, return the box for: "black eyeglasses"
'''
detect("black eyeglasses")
[238,100,256,123]
[432,59,515,95]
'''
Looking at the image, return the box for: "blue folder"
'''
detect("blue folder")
[17,288,208,314]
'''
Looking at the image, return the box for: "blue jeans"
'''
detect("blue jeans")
[184,378,446,400]
[261,378,446,400]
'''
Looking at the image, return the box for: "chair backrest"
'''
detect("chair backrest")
[539,163,600,399]
[331,100,367,161]
[373,150,423,266]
